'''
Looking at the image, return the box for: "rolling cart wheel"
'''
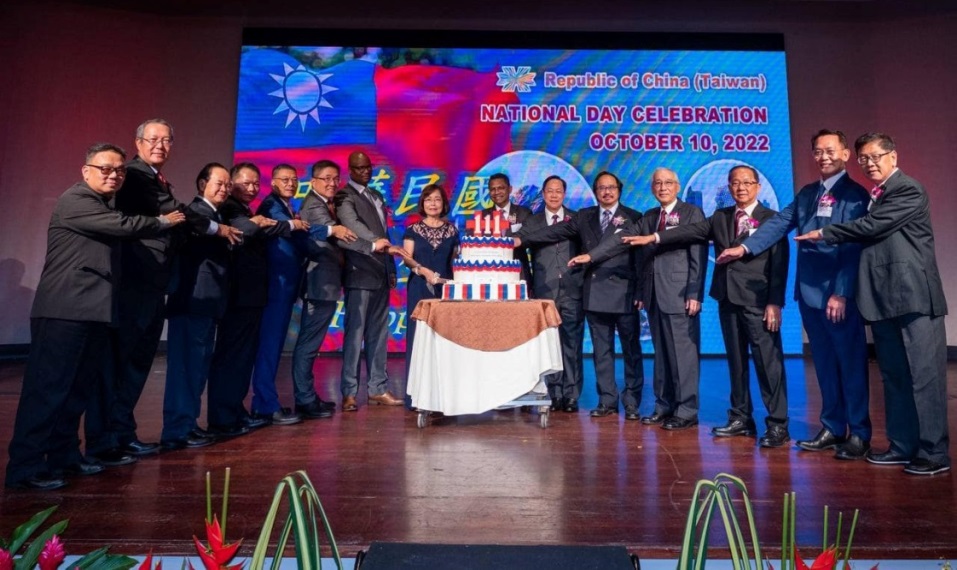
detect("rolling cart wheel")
[540,409,549,429]
[416,411,428,429]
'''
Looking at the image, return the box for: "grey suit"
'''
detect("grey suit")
[6,182,163,486]
[823,169,949,466]
[334,181,397,397]
[524,209,585,400]
[638,200,708,421]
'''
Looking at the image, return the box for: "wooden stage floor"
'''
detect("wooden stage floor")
[1,354,955,562]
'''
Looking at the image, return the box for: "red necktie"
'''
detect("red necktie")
[657,209,667,232]
[551,214,559,226]
[328,200,337,221]
[156,171,168,187]
[734,209,747,237]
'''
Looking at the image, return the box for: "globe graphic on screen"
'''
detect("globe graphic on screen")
[682,159,779,217]
[476,151,596,213]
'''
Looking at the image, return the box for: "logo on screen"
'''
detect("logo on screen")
[496,66,537,93]
[268,63,339,130]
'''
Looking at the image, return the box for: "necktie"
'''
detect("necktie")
[156,171,168,188]
[362,188,386,228]
[327,199,337,221]
[657,209,667,232]
[551,214,559,226]
[600,209,612,232]
[734,209,747,237]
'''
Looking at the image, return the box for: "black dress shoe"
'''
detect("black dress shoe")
[241,414,270,430]
[550,397,564,412]
[91,449,138,467]
[6,474,68,491]
[834,435,870,460]
[866,448,913,465]
[207,424,251,438]
[712,418,757,438]
[161,433,215,451]
[759,425,791,448]
[640,411,670,425]
[317,399,337,411]
[796,428,845,451]
[563,398,579,413]
[662,416,698,431]
[295,401,334,419]
[624,406,640,421]
[903,459,952,476]
[590,405,617,418]
[61,458,105,477]
[121,439,160,456]
[190,427,214,439]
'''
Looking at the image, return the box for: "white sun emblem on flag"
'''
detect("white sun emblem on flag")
[496,66,537,93]
[268,63,339,130]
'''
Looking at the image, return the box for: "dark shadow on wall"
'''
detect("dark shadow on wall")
[0,258,35,347]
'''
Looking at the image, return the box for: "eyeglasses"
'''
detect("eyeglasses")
[273,177,299,185]
[85,164,127,176]
[857,151,892,165]
[138,137,173,148]
[314,176,340,184]
[812,150,840,159]
[729,181,758,189]
[652,180,677,188]
[596,185,619,192]
[350,165,373,172]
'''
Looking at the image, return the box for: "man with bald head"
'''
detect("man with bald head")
[333,151,400,411]
[633,168,707,430]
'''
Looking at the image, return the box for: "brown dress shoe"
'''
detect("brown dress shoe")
[368,391,403,406]
[342,396,358,412]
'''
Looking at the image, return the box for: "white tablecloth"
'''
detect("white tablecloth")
[407,323,563,415]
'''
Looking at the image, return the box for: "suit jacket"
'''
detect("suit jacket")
[522,208,584,301]
[823,169,947,321]
[113,156,209,292]
[334,182,396,290]
[636,200,708,313]
[744,172,868,310]
[520,205,642,314]
[219,195,290,308]
[167,198,231,319]
[256,193,307,281]
[31,182,163,323]
[658,204,789,308]
[483,202,533,282]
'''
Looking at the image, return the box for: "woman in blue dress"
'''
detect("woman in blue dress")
[399,184,459,387]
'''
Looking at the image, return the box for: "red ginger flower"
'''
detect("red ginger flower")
[37,535,66,570]
[191,516,243,570]
[0,548,13,570]
[138,550,162,570]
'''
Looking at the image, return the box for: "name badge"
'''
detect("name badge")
[816,202,833,218]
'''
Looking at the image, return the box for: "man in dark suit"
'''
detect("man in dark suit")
[521,175,585,413]
[516,172,644,419]
[248,164,311,426]
[335,151,401,411]
[720,130,871,460]
[292,160,363,418]
[86,119,241,464]
[634,168,707,431]
[606,165,791,447]
[796,133,950,476]
[483,173,533,284]
[6,143,184,490]
[161,163,235,450]
[206,163,293,436]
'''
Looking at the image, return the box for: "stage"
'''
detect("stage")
[1,354,955,564]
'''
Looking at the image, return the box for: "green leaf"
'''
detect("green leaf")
[8,506,59,555]
[12,519,68,570]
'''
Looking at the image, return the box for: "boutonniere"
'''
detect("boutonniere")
[819,193,836,207]
[508,214,517,224]
[385,207,394,228]
[666,212,680,227]
[870,186,884,201]
[611,215,626,227]
[563,215,572,223]
[746,217,760,230]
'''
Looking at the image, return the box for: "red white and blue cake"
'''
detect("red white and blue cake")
[442,235,528,301]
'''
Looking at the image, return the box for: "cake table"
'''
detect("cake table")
[407,299,564,428]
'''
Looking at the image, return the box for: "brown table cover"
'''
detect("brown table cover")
[410,299,562,352]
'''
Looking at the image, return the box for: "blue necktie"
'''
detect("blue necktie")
[600,209,612,232]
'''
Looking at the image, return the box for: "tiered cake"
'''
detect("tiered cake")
[441,211,528,301]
